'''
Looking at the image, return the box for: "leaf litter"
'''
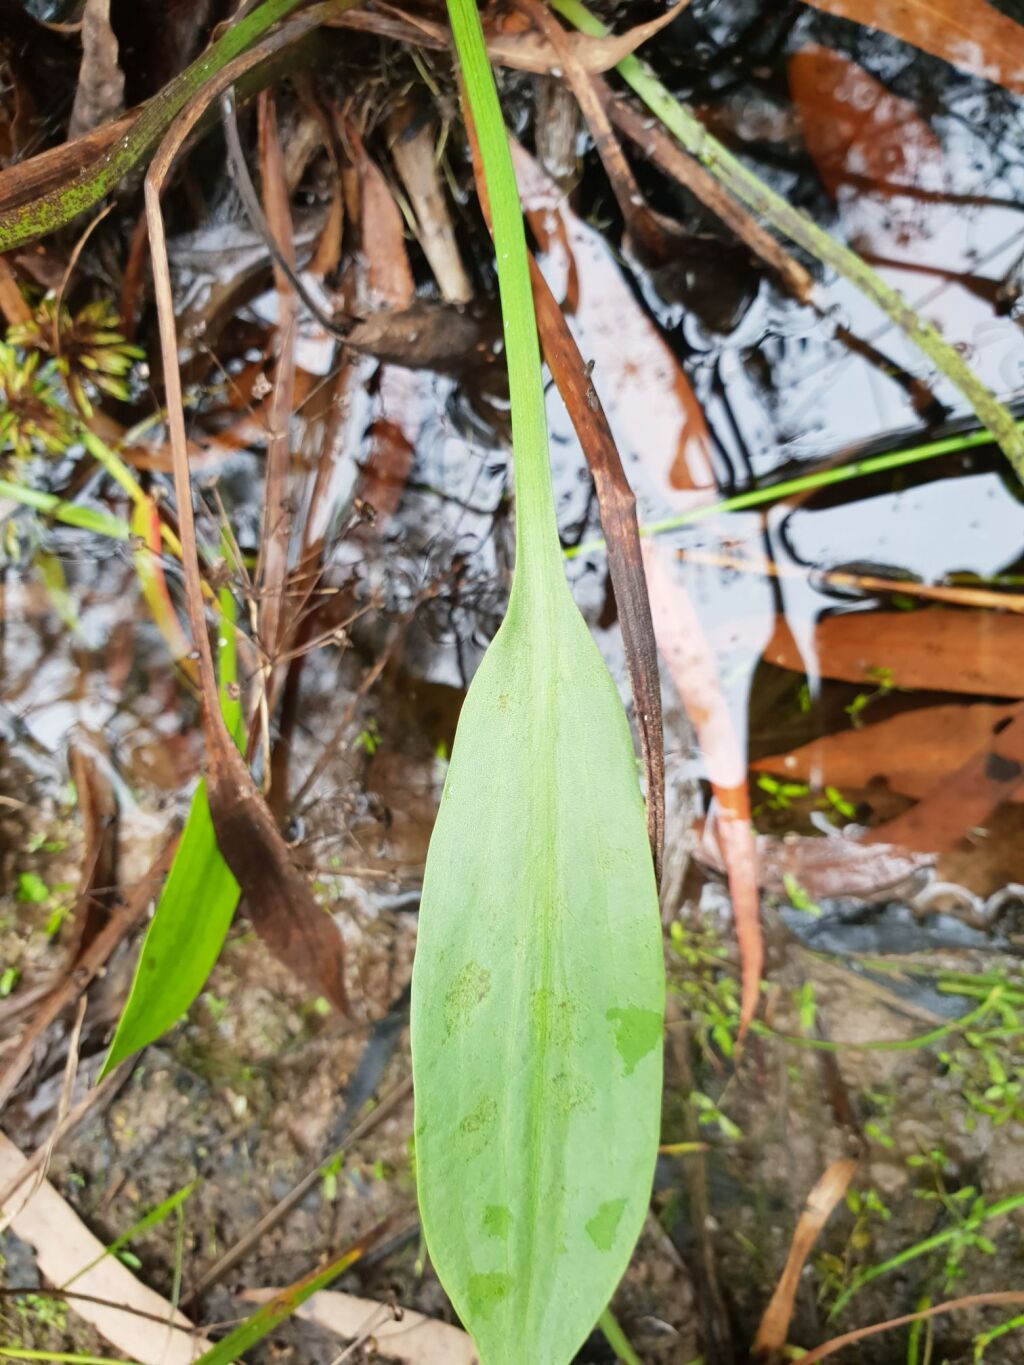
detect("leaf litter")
[4,0,1024,1361]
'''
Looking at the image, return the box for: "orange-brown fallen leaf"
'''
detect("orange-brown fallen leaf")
[801,0,1024,97]
[763,608,1024,698]
[753,1158,858,1356]
[865,702,1024,852]
[789,43,945,234]
[753,701,1024,801]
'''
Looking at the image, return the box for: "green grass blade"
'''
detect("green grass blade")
[61,1180,199,1289]
[410,5,664,1363]
[100,583,243,1075]
[0,477,131,540]
[192,1238,369,1364]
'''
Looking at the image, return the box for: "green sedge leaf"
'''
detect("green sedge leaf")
[411,4,664,1361]
[101,584,243,1074]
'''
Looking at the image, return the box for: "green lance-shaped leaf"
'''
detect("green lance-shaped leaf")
[101,580,243,1074]
[410,3,665,1363]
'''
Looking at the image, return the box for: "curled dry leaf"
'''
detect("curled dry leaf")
[801,0,1024,98]
[763,607,1024,698]
[753,1157,858,1356]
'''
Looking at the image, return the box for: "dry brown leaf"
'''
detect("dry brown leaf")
[244,1286,480,1363]
[763,607,1024,697]
[753,1158,858,1355]
[789,43,945,212]
[753,701,1024,801]
[0,1132,211,1362]
[865,702,1024,852]
[340,115,414,312]
[69,0,125,139]
[801,0,1024,97]
[144,35,350,1019]
[391,0,690,76]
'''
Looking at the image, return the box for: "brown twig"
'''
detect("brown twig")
[254,87,299,731]
[601,80,814,304]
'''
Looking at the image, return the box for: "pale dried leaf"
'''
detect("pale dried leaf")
[243,1287,480,1363]
[0,1132,211,1362]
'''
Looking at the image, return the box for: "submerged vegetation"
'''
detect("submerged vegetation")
[2,0,1024,1361]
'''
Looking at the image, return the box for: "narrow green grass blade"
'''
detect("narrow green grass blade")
[100,586,243,1074]
[61,1179,199,1289]
[192,1239,367,1364]
[410,4,664,1363]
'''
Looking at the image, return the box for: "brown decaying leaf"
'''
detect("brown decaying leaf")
[144,37,350,1014]
[0,1132,213,1362]
[763,607,1024,698]
[389,0,691,77]
[644,541,762,1034]
[753,1158,858,1355]
[69,0,125,139]
[865,701,1024,853]
[243,1287,480,1363]
[753,700,1024,802]
[339,114,415,312]
[801,0,1024,97]
[483,134,665,875]
[789,43,944,206]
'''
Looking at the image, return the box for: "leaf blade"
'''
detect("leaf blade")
[412,600,663,1365]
